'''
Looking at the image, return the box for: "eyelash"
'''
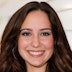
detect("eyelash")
[21,32,31,36]
[21,32,50,37]
[41,32,50,36]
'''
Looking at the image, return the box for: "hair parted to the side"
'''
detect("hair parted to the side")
[0,1,72,72]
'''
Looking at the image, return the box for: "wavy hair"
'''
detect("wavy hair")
[0,1,72,72]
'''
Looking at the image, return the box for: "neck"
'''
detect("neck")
[26,63,48,72]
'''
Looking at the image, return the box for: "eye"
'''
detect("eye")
[41,32,50,36]
[21,32,31,36]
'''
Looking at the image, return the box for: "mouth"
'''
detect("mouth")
[27,50,45,57]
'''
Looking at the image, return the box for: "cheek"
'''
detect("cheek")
[18,37,30,49]
[42,37,54,49]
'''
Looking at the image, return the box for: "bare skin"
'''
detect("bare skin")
[18,10,54,72]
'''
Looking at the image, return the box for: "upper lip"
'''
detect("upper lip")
[27,50,45,52]
[27,50,45,56]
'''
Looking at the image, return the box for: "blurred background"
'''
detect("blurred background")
[0,0,72,50]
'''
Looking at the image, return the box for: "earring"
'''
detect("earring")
[12,48,17,60]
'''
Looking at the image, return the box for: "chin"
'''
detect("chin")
[29,61,47,68]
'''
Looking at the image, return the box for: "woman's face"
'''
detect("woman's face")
[18,10,54,67]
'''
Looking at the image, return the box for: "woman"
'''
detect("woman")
[0,1,72,72]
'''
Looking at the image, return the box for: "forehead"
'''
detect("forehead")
[21,10,51,29]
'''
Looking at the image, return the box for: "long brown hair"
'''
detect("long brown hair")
[0,1,72,72]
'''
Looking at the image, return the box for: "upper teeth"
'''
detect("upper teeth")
[29,51,44,55]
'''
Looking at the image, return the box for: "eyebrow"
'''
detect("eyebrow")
[20,28,51,31]
[40,28,51,31]
[20,28,32,31]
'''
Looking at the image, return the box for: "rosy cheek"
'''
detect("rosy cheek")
[18,38,31,48]
[42,38,54,49]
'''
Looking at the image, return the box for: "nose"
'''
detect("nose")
[31,35,40,48]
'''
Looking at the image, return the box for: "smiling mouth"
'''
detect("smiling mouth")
[27,50,45,57]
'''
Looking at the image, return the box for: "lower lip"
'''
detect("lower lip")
[27,51,45,58]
